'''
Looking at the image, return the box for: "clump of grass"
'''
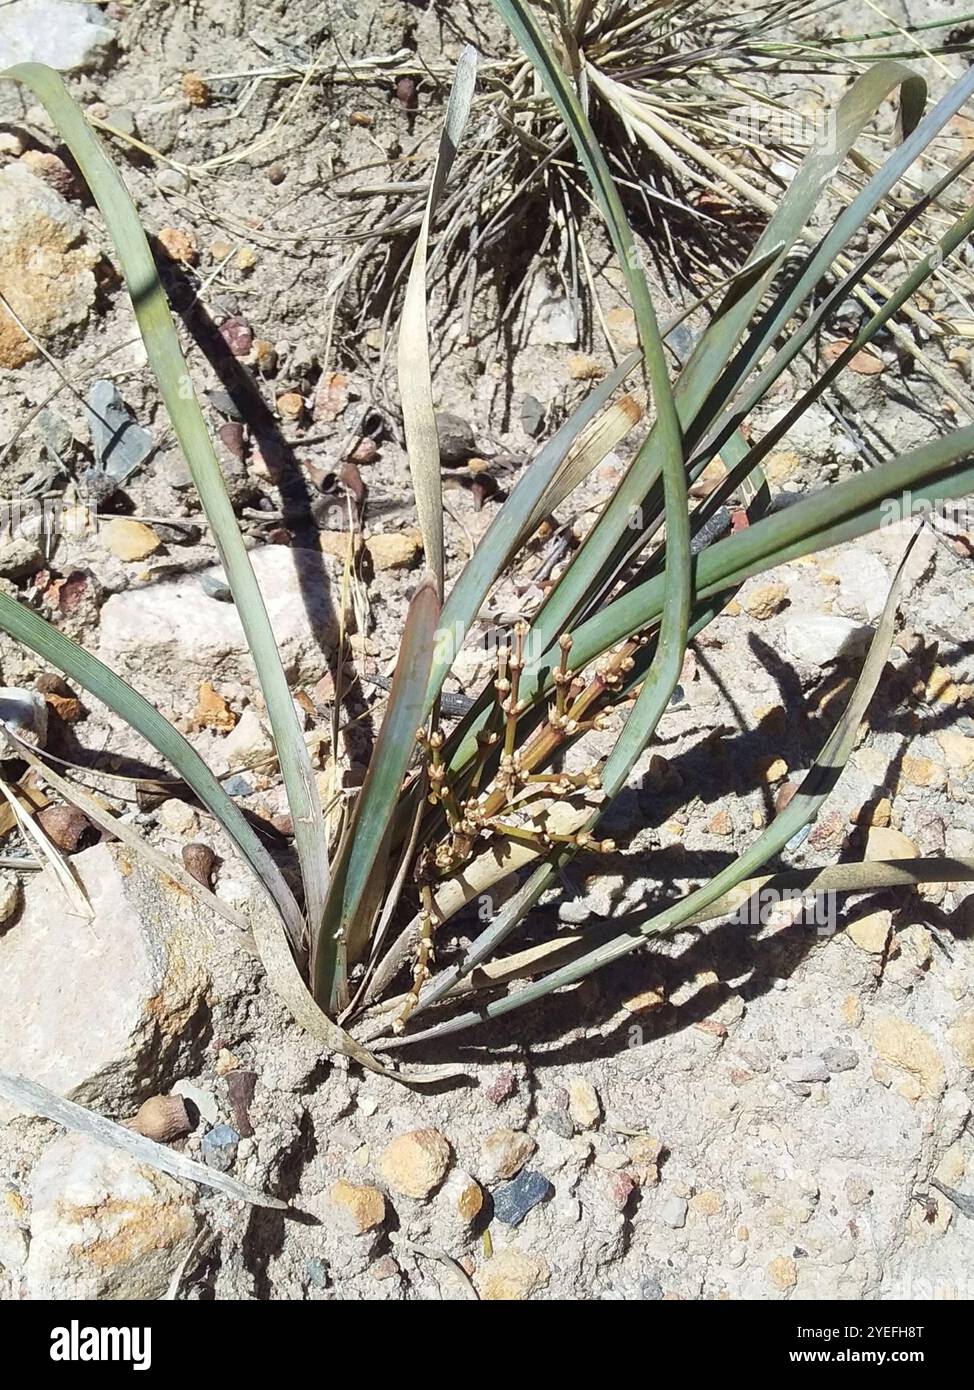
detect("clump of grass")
[352,3,974,371]
[4,5,974,1077]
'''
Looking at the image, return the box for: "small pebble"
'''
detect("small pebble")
[200,572,233,602]
[491,1170,552,1227]
[157,226,198,265]
[201,1123,239,1172]
[783,1056,830,1084]
[660,1195,688,1229]
[435,411,476,464]
[480,1128,536,1182]
[378,1128,451,1199]
[542,1108,574,1139]
[822,1045,859,1074]
[568,1077,601,1130]
[482,1068,516,1105]
[305,1258,329,1289]
[159,798,198,837]
[103,518,161,562]
[36,803,89,852]
[182,842,216,889]
[225,1070,257,1137]
[220,318,253,357]
[156,168,190,194]
[181,71,210,106]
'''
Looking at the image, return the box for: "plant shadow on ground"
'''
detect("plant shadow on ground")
[155,246,378,759]
[377,636,974,1067]
[388,880,974,1074]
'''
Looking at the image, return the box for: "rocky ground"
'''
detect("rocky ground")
[0,0,974,1301]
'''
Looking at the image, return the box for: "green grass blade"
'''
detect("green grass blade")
[526,61,930,648]
[313,576,440,1012]
[0,591,305,945]
[581,427,974,668]
[399,0,692,1020]
[491,0,690,791]
[443,423,974,770]
[426,351,639,713]
[398,47,477,598]
[3,62,329,947]
[679,186,974,558]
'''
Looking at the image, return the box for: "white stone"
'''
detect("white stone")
[0,2,115,72]
[26,1134,198,1299]
[784,1056,830,1084]
[219,708,271,770]
[660,1194,688,1228]
[525,274,578,346]
[784,613,874,667]
[0,843,214,1122]
[172,1078,220,1128]
[158,798,198,837]
[98,546,338,686]
[0,872,20,925]
[823,548,890,622]
[0,686,47,747]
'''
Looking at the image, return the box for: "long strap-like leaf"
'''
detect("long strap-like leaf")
[2,63,329,948]
[398,47,477,598]
[0,586,305,944]
[314,577,440,1011]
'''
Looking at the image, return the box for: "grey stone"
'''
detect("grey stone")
[201,1124,239,1172]
[25,1134,198,1299]
[0,2,115,73]
[172,1079,220,1127]
[199,571,232,602]
[0,842,214,1122]
[822,1045,859,1074]
[784,1056,831,1084]
[156,168,191,195]
[85,378,155,482]
[491,1170,552,1226]
[542,1108,574,1139]
[525,274,578,346]
[0,534,42,578]
[222,774,253,797]
[520,393,545,437]
[435,411,476,465]
[159,454,194,490]
[305,1257,329,1288]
